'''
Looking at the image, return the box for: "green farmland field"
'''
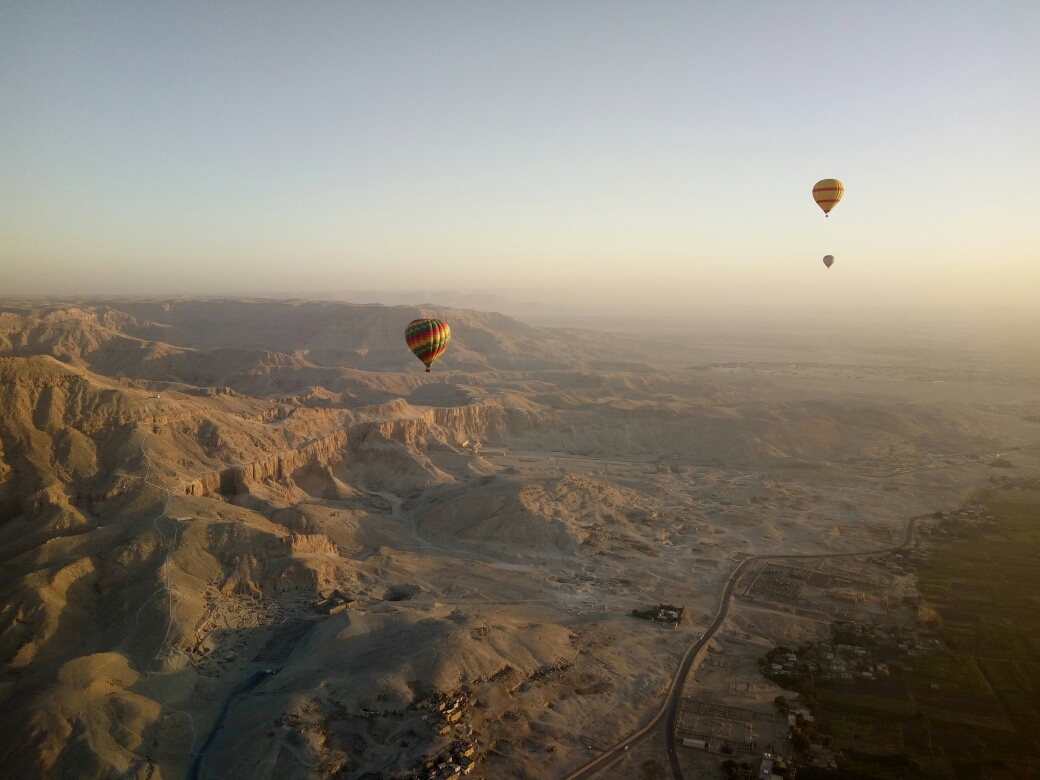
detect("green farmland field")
[804,489,1040,780]
[918,491,1040,741]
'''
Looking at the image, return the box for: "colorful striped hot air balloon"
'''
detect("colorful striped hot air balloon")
[812,179,844,217]
[405,319,451,372]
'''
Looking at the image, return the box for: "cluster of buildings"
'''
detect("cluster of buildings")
[940,501,995,526]
[631,603,686,627]
[809,642,887,682]
[763,621,944,689]
[406,692,481,778]
[411,739,479,779]
[313,588,356,615]
[415,691,472,736]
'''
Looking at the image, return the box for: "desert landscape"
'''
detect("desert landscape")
[5,2,1038,777]
[0,298,1037,780]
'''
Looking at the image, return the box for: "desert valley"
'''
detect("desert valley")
[0,299,1037,780]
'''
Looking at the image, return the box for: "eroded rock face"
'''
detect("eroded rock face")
[0,304,577,779]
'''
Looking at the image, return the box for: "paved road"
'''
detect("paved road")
[564,514,923,780]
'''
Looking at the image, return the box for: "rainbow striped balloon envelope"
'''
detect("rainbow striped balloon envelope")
[812,179,844,216]
[405,319,451,372]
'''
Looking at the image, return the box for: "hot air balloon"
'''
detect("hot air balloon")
[823,255,834,268]
[405,319,451,372]
[812,179,844,217]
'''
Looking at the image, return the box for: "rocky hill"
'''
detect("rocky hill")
[0,300,633,385]
[0,298,1024,780]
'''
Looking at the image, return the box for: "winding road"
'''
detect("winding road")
[564,513,924,780]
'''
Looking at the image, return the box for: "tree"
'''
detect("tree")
[775,695,791,714]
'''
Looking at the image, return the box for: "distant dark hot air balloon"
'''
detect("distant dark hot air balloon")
[823,255,834,268]
[405,319,451,372]
[813,179,844,217]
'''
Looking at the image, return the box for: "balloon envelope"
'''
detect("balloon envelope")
[823,255,834,268]
[813,179,844,216]
[405,319,451,371]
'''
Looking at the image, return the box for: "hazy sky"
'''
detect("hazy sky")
[2,2,1037,316]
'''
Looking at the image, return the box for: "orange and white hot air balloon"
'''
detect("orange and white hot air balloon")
[812,179,844,217]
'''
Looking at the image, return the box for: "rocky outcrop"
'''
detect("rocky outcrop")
[350,402,551,451]
[184,427,350,497]
[183,402,551,499]
[201,524,352,596]
[183,470,227,498]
